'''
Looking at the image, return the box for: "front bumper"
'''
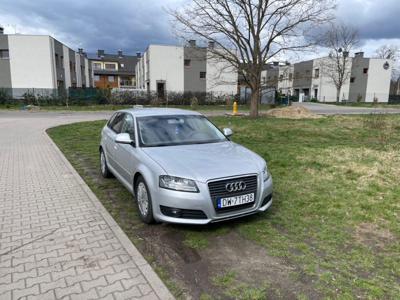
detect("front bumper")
[152,174,273,224]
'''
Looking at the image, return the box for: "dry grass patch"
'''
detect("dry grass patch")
[354,222,395,250]
[265,106,323,119]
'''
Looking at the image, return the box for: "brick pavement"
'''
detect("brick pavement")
[0,111,174,300]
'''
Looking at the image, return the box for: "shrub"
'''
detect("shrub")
[0,88,11,104]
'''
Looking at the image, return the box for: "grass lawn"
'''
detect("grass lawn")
[47,114,400,299]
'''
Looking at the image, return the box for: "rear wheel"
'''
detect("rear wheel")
[100,149,112,178]
[135,176,155,224]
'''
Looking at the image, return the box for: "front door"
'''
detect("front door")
[113,113,139,185]
[157,82,165,100]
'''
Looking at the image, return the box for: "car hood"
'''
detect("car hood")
[142,141,264,183]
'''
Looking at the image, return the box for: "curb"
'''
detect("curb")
[44,128,175,300]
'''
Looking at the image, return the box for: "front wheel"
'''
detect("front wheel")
[135,176,155,224]
[100,149,113,178]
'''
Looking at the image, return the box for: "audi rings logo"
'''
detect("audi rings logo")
[225,181,246,192]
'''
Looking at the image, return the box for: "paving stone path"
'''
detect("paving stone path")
[0,111,174,300]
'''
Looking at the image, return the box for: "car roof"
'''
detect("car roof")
[118,107,203,117]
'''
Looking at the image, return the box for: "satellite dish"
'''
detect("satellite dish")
[383,62,390,70]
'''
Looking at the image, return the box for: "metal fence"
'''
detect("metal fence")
[0,87,239,106]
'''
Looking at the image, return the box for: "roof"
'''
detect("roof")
[88,52,139,74]
[119,107,202,117]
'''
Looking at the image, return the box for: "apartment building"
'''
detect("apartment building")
[0,27,92,98]
[89,50,139,89]
[135,41,238,98]
[262,53,393,102]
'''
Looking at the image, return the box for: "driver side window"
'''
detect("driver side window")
[120,114,135,140]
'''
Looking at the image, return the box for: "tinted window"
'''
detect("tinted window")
[107,113,118,129]
[109,113,125,133]
[137,115,227,147]
[120,114,135,140]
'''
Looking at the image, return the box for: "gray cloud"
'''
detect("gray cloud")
[0,0,399,56]
[0,0,183,54]
[337,0,400,40]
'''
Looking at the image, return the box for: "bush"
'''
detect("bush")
[0,88,11,104]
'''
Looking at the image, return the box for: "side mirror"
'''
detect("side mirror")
[223,128,233,137]
[115,133,135,146]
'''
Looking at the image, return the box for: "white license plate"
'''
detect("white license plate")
[217,193,255,209]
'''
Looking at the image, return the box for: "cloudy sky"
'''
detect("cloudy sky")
[1,0,399,60]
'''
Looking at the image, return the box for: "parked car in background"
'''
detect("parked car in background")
[99,108,273,224]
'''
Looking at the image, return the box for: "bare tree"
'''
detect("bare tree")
[318,24,359,102]
[169,0,335,117]
[374,45,399,61]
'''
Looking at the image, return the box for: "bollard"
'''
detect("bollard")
[233,101,238,115]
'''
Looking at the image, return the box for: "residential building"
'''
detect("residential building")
[89,50,139,89]
[135,41,238,99]
[0,28,92,98]
[262,53,393,102]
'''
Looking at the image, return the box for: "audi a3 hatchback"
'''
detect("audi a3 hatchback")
[99,108,273,224]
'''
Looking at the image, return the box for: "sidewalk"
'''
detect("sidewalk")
[0,111,174,300]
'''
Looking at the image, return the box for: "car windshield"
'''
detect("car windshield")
[137,115,228,147]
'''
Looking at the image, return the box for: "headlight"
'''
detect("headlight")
[262,165,270,181]
[159,175,199,193]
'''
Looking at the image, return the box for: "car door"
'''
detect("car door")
[104,112,125,171]
[113,113,139,185]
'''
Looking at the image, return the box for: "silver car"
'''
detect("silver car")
[99,108,273,224]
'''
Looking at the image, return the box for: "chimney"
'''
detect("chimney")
[0,26,3,34]
[78,48,83,55]
[285,61,291,66]
[208,41,215,49]
[355,52,364,58]
[97,49,105,57]
[136,52,141,58]
[273,61,279,66]
[118,50,123,57]
[343,51,349,58]
[188,40,196,47]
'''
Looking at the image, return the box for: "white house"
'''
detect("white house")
[0,29,92,98]
[135,42,238,99]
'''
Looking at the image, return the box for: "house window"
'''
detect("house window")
[314,68,320,78]
[363,68,368,74]
[94,75,100,81]
[0,49,9,59]
[350,77,355,83]
[105,63,116,70]
[55,54,59,67]
[120,63,125,68]
[279,75,283,81]
[200,72,206,79]
[289,73,293,81]
[93,62,102,70]
[108,76,115,82]
[184,59,191,67]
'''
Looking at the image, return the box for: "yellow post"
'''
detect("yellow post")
[233,101,238,115]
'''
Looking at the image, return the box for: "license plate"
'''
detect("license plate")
[217,193,255,209]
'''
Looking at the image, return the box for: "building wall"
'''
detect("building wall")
[364,59,392,102]
[8,35,55,91]
[0,35,12,88]
[148,45,184,92]
[312,57,351,102]
[206,50,237,95]
[184,47,206,93]
[62,45,72,88]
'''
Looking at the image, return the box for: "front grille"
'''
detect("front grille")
[208,175,258,213]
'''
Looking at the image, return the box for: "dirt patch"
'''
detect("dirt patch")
[203,231,322,299]
[264,106,323,119]
[354,222,395,250]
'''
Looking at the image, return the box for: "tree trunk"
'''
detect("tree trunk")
[250,87,260,118]
[336,88,341,103]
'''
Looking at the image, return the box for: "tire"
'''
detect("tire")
[135,176,155,224]
[100,149,113,178]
